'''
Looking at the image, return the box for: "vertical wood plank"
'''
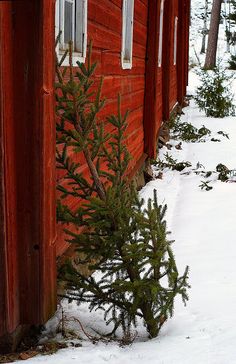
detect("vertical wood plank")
[10,0,57,325]
[0,5,7,336]
[177,0,190,106]
[39,0,57,321]
[0,2,20,338]
[162,0,173,120]
[143,0,159,159]
[0,0,57,342]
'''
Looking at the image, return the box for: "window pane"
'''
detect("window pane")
[174,17,178,65]
[75,0,84,54]
[124,1,132,61]
[123,0,134,62]
[64,1,73,44]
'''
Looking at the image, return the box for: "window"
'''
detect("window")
[121,0,134,69]
[55,0,87,65]
[173,16,178,66]
[158,0,165,67]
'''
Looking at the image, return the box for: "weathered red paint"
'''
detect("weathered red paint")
[177,0,191,105]
[143,0,160,159]
[0,1,20,340]
[169,0,179,112]
[56,0,149,255]
[0,0,56,350]
[144,0,190,158]
[0,0,190,349]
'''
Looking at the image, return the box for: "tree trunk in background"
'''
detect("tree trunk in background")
[204,0,222,69]
[201,0,209,54]
[224,0,231,52]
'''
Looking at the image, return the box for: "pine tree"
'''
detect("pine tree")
[201,0,211,54]
[227,0,236,68]
[194,65,235,117]
[204,0,222,69]
[56,43,190,338]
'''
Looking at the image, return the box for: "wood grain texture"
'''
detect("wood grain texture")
[177,0,188,105]
[0,2,20,338]
[0,4,7,338]
[0,0,57,343]
[0,0,190,342]
[56,0,149,255]
[57,0,191,253]
[143,0,160,159]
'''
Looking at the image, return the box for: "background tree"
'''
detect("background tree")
[204,0,223,69]
[224,0,232,52]
[201,0,210,54]
[227,0,236,68]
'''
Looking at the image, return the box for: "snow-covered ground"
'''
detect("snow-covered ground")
[16,75,236,363]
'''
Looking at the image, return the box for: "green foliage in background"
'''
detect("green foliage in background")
[194,66,235,118]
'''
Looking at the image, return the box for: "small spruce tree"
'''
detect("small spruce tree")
[56,43,190,338]
[229,54,236,69]
[194,66,235,117]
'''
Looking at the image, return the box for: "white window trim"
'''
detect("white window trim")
[173,16,178,66]
[55,0,87,66]
[121,0,134,70]
[158,0,165,67]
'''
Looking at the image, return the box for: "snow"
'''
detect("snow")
[138,101,236,364]
[15,90,236,364]
[13,2,236,363]
[15,96,236,364]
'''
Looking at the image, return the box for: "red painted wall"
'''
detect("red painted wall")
[56,0,191,252]
[144,0,190,158]
[0,0,190,346]
[177,0,191,105]
[168,0,179,112]
[56,0,149,256]
[0,2,20,338]
[0,0,56,347]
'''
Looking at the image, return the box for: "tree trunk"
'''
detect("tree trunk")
[226,0,231,52]
[204,0,222,69]
[140,302,159,338]
[201,0,209,54]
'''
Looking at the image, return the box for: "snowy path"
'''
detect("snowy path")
[16,93,236,363]
[138,100,236,364]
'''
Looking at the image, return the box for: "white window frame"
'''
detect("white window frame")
[173,16,178,66]
[158,0,165,67]
[55,0,87,66]
[121,0,134,70]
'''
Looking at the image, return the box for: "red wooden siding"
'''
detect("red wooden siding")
[0,0,56,349]
[143,0,161,158]
[177,0,191,105]
[0,0,190,349]
[56,0,149,256]
[0,1,21,340]
[168,0,178,112]
[144,0,190,158]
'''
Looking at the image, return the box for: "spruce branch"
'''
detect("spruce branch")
[56,44,190,339]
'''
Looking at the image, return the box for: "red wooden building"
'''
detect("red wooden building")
[0,0,190,352]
